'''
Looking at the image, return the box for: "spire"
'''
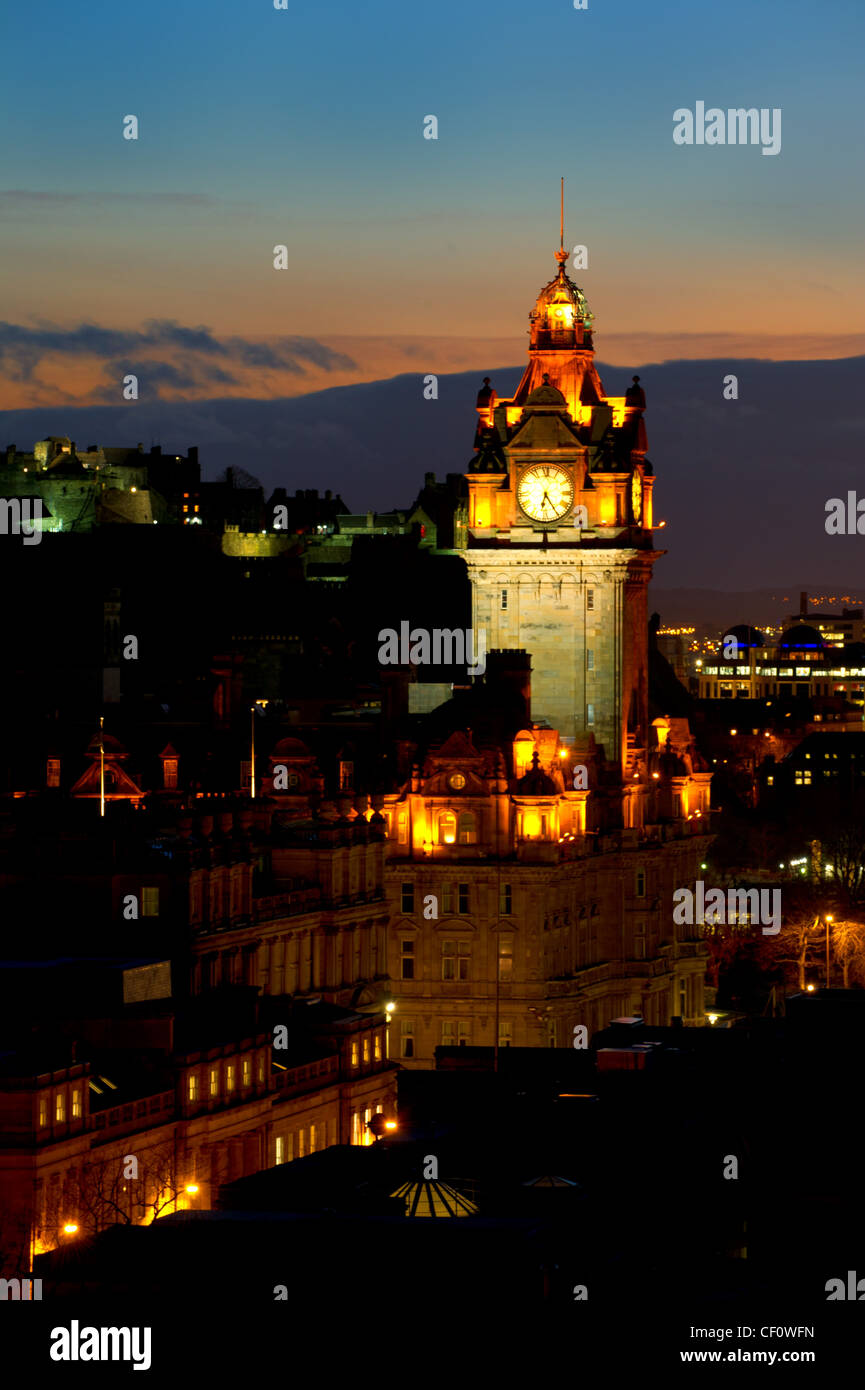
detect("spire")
[554,177,568,273]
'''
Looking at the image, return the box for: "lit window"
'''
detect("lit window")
[226,1063,235,1093]
[298,1128,306,1158]
[374,1033,382,1061]
[188,1074,199,1102]
[55,1092,66,1123]
[397,812,408,845]
[338,760,354,791]
[141,886,159,917]
[498,1020,512,1047]
[38,1096,48,1127]
[209,1067,219,1097]
[350,1041,359,1068]
[363,1037,370,1064]
[257,1055,265,1084]
[438,811,457,844]
[309,1123,317,1154]
[498,939,513,980]
[163,758,178,789]
[275,1136,285,1166]
[46,759,60,788]
[457,812,476,845]
[183,505,188,513]
[242,1057,251,1088]
[71,1089,82,1119]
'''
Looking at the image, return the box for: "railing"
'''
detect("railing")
[90,1089,175,1139]
[253,889,320,922]
[319,890,386,909]
[272,1056,340,1095]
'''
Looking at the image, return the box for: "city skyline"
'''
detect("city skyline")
[2,0,864,1367]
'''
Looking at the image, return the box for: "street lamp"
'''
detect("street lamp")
[825,915,833,988]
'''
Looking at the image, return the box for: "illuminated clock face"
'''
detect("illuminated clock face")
[517,465,574,523]
[631,472,642,522]
[448,772,466,790]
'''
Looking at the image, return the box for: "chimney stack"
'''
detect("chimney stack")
[485,649,532,723]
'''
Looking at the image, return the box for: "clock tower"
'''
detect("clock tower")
[463,224,658,775]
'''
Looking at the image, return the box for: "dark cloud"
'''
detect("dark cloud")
[0,320,357,392]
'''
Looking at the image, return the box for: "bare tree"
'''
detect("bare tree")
[830,918,865,988]
[42,1137,186,1248]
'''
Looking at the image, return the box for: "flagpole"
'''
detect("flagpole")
[250,706,256,799]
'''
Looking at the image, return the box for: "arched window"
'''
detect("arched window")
[457,812,476,845]
[438,811,456,845]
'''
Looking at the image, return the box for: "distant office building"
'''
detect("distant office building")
[696,622,865,710]
[788,591,864,648]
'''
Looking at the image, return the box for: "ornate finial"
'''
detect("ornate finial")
[625,374,646,408]
[554,176,568,270]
